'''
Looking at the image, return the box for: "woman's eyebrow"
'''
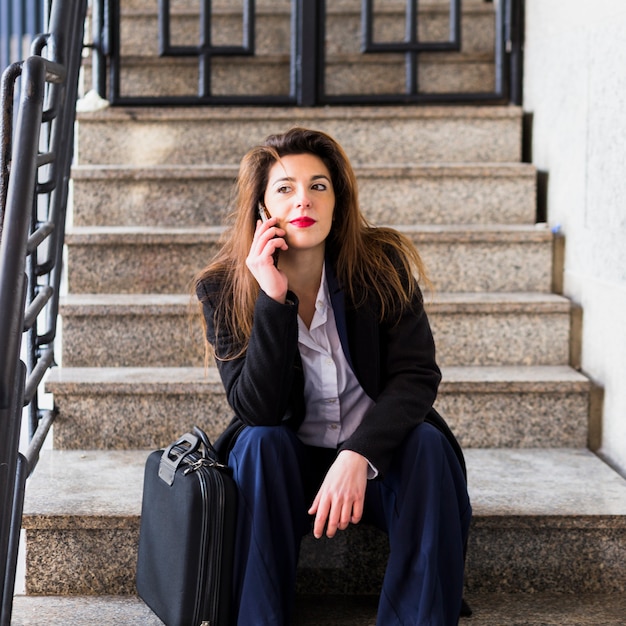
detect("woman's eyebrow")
[271,174,330,185]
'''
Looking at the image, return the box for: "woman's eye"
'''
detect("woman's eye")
[311,183,327,191]
[277,185,291,194]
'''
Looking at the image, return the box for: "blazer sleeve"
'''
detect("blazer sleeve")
[338,284,442,478]
[196,279,302,427]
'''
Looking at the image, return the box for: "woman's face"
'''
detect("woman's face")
[263,153,335,254]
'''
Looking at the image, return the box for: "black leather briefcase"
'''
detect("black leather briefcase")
[137,427,237,626]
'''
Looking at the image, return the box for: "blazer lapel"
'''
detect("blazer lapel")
[325,262,354,371]
[325,261,379,400]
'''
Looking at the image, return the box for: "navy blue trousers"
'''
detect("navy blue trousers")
[228,422,471,626]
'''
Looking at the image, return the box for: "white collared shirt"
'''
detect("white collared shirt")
[296,267,375,455]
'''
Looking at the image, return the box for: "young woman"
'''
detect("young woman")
[195,127,471,625]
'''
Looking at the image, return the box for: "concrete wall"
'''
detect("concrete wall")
[524,0,626,474]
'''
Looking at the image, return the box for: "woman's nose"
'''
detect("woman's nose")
[295,188,311,208]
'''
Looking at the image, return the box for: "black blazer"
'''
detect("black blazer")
[197,262,464,479]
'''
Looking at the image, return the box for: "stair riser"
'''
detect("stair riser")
[49,387,589,450]
[71,168,537,227]
[59,307,571,368]
[76,110,522,166]
[112,8,495,58]
[24,521,626,595]
[65,238,553,294]
[85,56,495,100]
[433,311,571,367]
[466,521,626,594]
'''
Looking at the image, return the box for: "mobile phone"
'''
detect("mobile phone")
[258,203,279,266]
[258,203,271,223]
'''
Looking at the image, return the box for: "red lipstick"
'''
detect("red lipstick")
[290,217,316,228]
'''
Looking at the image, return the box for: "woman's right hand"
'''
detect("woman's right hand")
[246,217,289,303]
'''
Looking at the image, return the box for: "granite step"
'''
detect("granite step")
[87,52,495,100]
[11,592,626,625]
[111,1,495,58]
[70,163,537,228]
[59,292,574,368]
[64,224,554,295]
[20,448,626,596]
[45,365,592,451]
[76,106,522,166]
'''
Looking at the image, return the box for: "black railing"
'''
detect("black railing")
[92,0,524,107]
[0,0,87,622]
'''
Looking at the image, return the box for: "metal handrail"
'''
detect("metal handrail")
[0,0,87,623]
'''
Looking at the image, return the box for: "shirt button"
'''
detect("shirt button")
[329,424,339,430]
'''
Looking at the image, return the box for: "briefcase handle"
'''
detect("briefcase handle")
[158,432,201,486]
[158,427,223,486]
[193,425,220,462]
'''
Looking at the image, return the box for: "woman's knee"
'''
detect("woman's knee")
[230,425,303,473]
[404,422,446,459]
[397,422,467,493]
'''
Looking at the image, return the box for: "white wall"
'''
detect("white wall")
[524,0,626,475]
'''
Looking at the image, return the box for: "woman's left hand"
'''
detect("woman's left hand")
[308,450,369,539]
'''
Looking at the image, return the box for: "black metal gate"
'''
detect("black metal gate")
[91,0,524,106]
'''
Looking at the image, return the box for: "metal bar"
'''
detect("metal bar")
[1,452,26,626]
[198,0,212,97]
[0,56,45,403]
[24,408,56,475]
[320,91,507,105]
[1,63,21,235]
[0,361,25,626]
[36,151,55,167]
[405,0,418,95]
[508,0,524,105]
[26,291,39,440]
[110,0,121,101]
[295,0,320,106]
[23,348,54,405]
[494,0,506,97]
[361,0,373,52]
[365,40,460,53]
[105,93,298,106]
[26,222,54,255]
[23,285,53,329]
[243,0,255,51]
[165,45,255,56]
[91,0,106,97]
[451,0,461,47]
[158,0,171,56]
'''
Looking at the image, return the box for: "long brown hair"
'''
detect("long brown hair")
[195,127,430,361]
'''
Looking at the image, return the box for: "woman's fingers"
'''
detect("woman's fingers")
[246,218,288,301]
[309,451,368,539]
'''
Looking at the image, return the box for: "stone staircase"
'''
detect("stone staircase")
[12,0,626,624]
